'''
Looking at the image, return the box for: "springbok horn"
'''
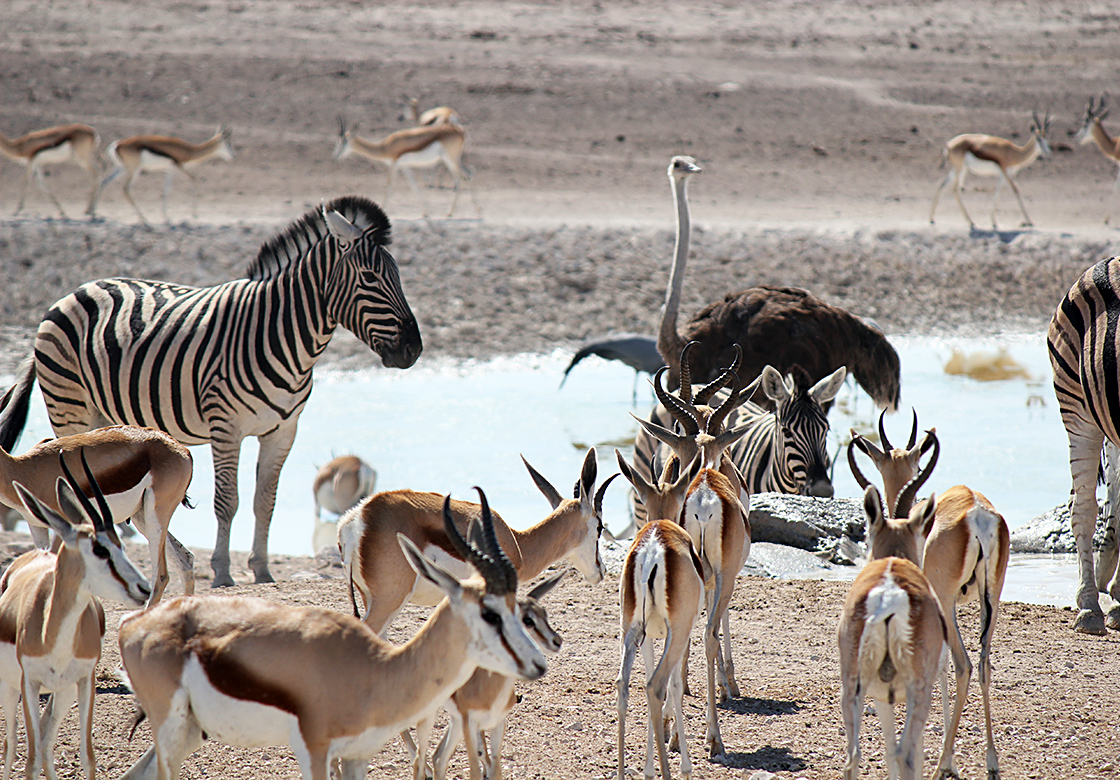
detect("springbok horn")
[594,473,619,521]
[473,486,518,594]
[694,366,734,408]
[653,367,700,436]
[679,342,699,404]
[57,450,110,536]
[895,430,940,518]
[526,569,565,601]
[846,433,872,491]
[878,409,892,451]
[442,492,511,595]
[706,373,741,435]
[337,114,347,136]
[906,408,919,450]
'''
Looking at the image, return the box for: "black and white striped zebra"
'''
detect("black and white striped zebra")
[0,196,422,587]
[1047,256,1120,634]
[630,363,844,529]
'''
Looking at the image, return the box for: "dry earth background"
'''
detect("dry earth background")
[2,1,1120,779]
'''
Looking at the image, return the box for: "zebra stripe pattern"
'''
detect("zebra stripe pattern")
[631,366,840,528]
[1047,256,1120,634]
[1,196,422,587]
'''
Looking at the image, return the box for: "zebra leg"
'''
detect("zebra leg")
[248,422,299,584]
[209,436,244,588]
[1097,441,1120,595]
[1068,427,1108,634]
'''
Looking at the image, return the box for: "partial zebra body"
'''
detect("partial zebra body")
[0,197,422,588]
[1048,256,1120,634]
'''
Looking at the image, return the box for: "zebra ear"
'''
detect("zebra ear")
[323,208,364,244]
[760,366,789,404]
[810,366,847,405]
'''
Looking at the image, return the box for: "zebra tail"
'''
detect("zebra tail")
[0,356,36,453]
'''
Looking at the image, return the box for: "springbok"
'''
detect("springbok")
[1074,96,1120,225]
[0,123,101,218]
[616,520,704,780]
[0,424,195,602]
[338,447,615,632]
[0,451,152,780]
[839,485,947,780]
[312,455,377,553]
[678,465,749,758]
[848,416,1008,780]
[847,409,940,518]
[929,110,1052,229]
[333,116,476,218]
[429,571,565,780]
[96,126,234,224]
[408,98,463,128]
[117,490,547,780]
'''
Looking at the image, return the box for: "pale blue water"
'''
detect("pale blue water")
[3,334,1083,605]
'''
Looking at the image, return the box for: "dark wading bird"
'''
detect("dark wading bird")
[656,155,901,413]
[559,333,663,404]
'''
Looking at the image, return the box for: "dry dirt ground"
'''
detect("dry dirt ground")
[3,1,1120,779]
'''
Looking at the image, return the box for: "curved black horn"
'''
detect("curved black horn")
[906,408,918,450]
[653,367,700,436]
[594,473,619,520]
[679,342,700,404]
[895,431,940,518]
[442,493,510,594]
[706,373,741,435]
[473,486,518,594]
[877,409,892,451]
[58,450,106,533]
[846,433,872,490]
[694,367,733,407]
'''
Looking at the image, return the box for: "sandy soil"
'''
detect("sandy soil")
[3,1,1120,779]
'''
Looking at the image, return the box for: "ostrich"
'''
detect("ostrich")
[656,156,901,412]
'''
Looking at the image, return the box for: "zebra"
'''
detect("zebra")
[1047,256,1120,634]
[629,358,844,531]
[0,195,422,587]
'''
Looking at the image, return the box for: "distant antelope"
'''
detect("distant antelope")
[930,110,1052,229]
[96,125,234,224]
[333,116,477,218]
[312,454,376,553]
[0,123,101,218]
[839,485,947,780]
[849,414,1008,780]
[0,423,196,602]
[616,520,704,780]
[0,450,151,780]
[1074,96,1120,224]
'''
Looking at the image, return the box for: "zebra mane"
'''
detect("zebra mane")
[247,195,392,281]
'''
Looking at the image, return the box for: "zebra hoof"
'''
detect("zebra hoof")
[1074,608,1108,635]
[210,573,236,588]
[253,570,276,584]
[1106,605,1120,631]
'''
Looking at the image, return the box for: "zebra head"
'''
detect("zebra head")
[322,196,423,369]
[760,364,845,497]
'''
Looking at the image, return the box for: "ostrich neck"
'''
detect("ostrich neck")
[658,176,690,373]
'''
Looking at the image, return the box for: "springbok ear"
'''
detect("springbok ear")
[398,533,464,600]
[810,366,847,405]
[632,414,687,451]
[862,484,885,532]
[912,492,939,538]
[324,208,364,244]
[615,449,651,493]
[522,456,563,510]
[579,447,597,506]
[527,569,565,601]
[760,366,788,403]
[14,481,77,543]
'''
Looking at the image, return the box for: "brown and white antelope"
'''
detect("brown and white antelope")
[839,485,947,780]
[0,425,195,602]
[617,520,704,780]
[0,450,152,780]
[408,98,463,128]
[312,454,377,553]
[333,117,476,218]
[848,417,1008,780]
[338,447,615,633]
[117,490,546,780]
[96,126,234,224]
[429,571,565,780]
[0,123,101,218]
[847,409,940,519]
[1074,96,1120,225]
[929,111,1052,229]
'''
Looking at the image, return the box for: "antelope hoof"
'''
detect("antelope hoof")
[1106,604,1120,631]
[668,728,679,753]
[1074,608,1107,635]
[706,734,725,759]
[936,767,961,780]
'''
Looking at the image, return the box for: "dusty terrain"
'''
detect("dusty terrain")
[3,1,1120,779]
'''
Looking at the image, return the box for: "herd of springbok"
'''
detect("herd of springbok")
[0,98,476,224]
[0,101,1116,780]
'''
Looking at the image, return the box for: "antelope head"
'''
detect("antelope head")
[848,409,939,518]
[1075,95,1110,145]
[1030,109,1053,158]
